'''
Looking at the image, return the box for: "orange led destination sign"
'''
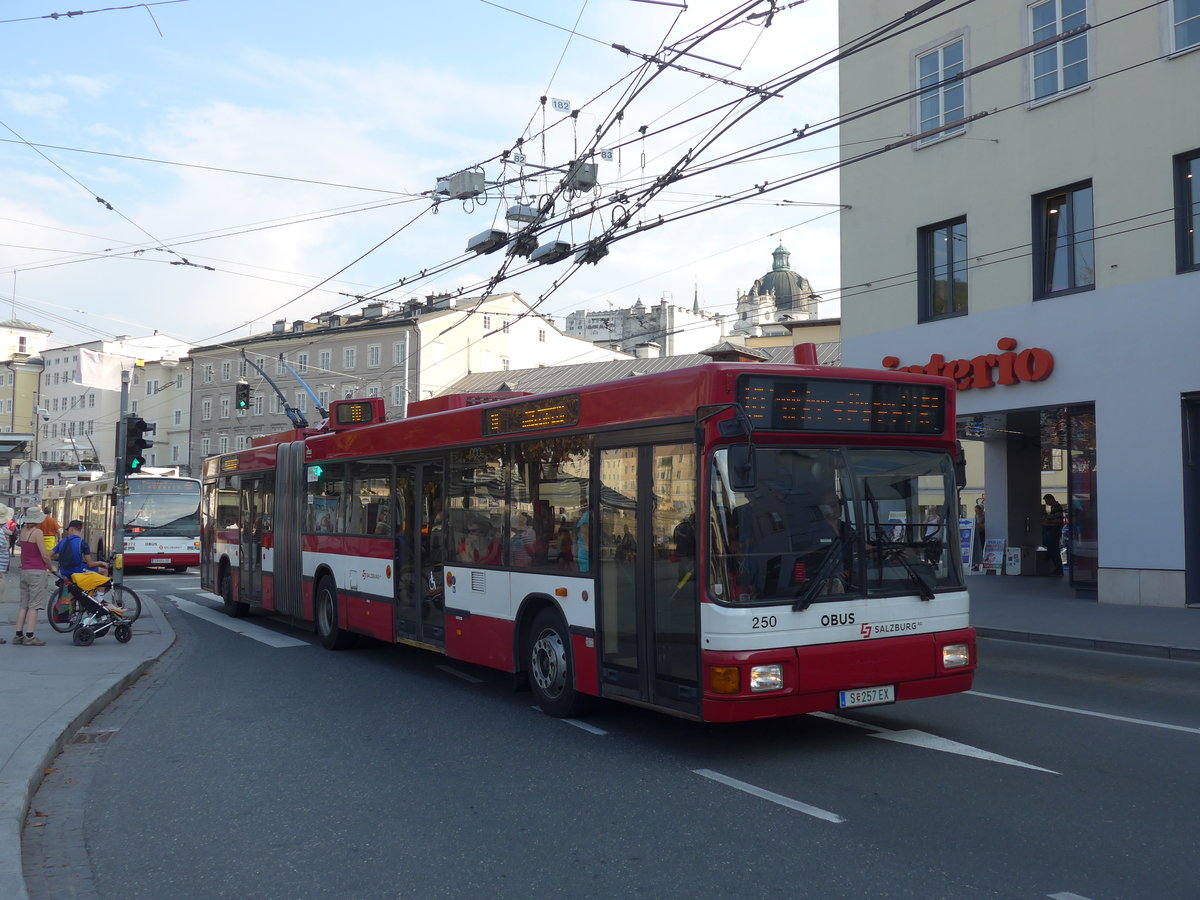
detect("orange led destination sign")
[739,376,945,435]
[482,395,581,436]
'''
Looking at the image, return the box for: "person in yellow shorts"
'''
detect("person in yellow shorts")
[38,504,61,553]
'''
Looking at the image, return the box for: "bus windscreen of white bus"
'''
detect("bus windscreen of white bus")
[124,489,201,537]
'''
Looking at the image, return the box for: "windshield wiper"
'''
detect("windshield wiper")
[870,530,936,601]
[793,535,847,612]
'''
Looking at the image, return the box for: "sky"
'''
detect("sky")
[0,0,843,353]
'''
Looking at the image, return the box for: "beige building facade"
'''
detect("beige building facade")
[838,1,1200,605]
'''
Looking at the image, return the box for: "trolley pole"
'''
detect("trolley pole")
[112,369,129,586]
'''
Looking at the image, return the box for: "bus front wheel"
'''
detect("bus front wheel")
[221,570,248,618]
[527,609,589,718]
[315,577,355,650]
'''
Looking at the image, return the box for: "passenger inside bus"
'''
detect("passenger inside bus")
[457,514,502,566]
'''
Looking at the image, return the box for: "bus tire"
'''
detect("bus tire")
[527,608,589,718]
[315,576,355,650]
[221,569,248,618]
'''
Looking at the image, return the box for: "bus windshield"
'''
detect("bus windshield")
[708,447,963,605]
[124,487,201,538]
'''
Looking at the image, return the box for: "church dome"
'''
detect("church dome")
[748,243,816,313]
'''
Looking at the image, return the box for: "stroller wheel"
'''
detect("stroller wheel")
[73,626,96,647]
[115,623,132,643]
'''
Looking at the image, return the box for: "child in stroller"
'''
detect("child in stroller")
[66,571,133,647]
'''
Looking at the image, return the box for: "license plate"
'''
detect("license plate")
[151,558,171,564]
[838,685,895,708]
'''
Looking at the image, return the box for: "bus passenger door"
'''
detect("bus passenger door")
[394,461,446,648]
[598,443,699,716]
[238,478,263,606]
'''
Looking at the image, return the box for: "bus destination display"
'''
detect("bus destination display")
[739,376,945,434]
[482,395,581,436]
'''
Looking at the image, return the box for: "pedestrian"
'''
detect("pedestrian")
[0,504,10,643]
[38,504,62,553]
[5,517,17,554]
[14,507,58,646]
[1041,493,1064,577]
[53,519,110,579]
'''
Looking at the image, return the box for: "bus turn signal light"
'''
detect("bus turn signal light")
[709,666,740,694]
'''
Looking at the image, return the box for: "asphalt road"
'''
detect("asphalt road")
[24,573,1200,899]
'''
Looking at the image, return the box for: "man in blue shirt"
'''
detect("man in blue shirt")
[52,520,109,579]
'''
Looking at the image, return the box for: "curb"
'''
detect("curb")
[976,627,1200,663]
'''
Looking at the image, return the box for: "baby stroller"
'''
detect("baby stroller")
[66,571,133,647]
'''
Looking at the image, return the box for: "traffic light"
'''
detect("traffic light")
[125,416,155,473]
[235,380,250,411]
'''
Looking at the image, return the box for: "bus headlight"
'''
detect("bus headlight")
[942,643,971,668]
[750,664,784,692]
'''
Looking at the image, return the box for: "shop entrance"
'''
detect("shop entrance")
[958,404,1096,589]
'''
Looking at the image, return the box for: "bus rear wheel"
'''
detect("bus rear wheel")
[315,577,355,650]
[527,609,589,718]
[221,570,248,618]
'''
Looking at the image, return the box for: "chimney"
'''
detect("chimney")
[272,320,286,334]
[362,302,386,319]
[633,342,660,359]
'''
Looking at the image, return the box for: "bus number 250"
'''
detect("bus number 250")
[752,615,778,629]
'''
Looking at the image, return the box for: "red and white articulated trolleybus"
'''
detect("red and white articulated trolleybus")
[200,346,975,722]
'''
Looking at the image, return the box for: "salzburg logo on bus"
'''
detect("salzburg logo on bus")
[861,621,923,639]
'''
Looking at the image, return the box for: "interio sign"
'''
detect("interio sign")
[882,337,1054,391]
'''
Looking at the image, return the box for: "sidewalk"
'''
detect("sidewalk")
[0,569,175,900]
[0,570,1197,899]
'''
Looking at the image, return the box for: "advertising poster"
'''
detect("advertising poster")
[982,538,1006,572]
[959,518,974,568]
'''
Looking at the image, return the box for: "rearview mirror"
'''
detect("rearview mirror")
[728,444,756,492]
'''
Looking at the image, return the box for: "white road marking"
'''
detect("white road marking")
[692,769,845,823]
[437,665,483,684]
[1049,892,1093,899]
[166,595,309,647]
[528,707,609,734]
[968,690,1200,736]
[810,712,1059,774]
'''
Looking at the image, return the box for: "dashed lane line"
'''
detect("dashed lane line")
[692,769,845,823]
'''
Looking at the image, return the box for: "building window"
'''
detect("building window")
[297,352,308,374]
[1030,0,1088,101]
[18,336,26,352]
[146,378,159,396]
[393,340,406,366]
[295,391,307,413]
[171,444,180,463]
[253,395,264,416]
[200,437,210,457]
[501,357,510,370]
[1175,0,1200,52]
[392,383,405,407]
[538,329,546,342]
[482,315,492,329]
[202,399,212,421]
[131,400,138,414]
[276,357,287,375]
[367,383,380,397]
[1033,181,1094,297]
[221,361,232,381]
[238,360,247,378]
[88,394,95,408]
[176,374,183,388]
[916,38,965,143]
[343,348,357,370]
[918,217,968,320]
[203,365,214,384]
[318,389,330,411]
[367,344,381,368]
[319,350,331,371]
[1176,149,1200,272]
[218,436,229,454]
[173,409,182,425]
[220,397,230,419]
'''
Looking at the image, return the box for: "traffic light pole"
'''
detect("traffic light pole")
[112,369,129,586]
